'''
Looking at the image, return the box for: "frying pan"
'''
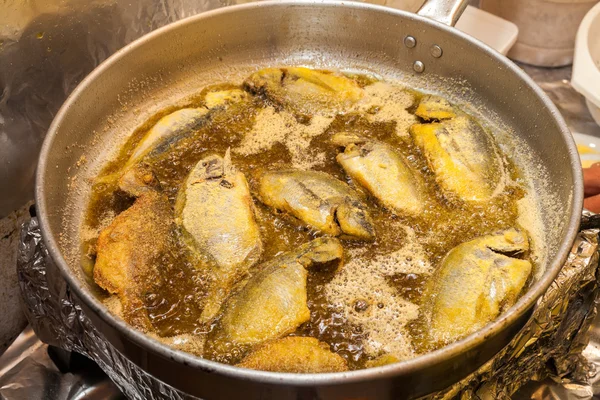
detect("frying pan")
[35,0,583,398]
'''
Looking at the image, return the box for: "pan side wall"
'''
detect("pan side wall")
[37,3,580,398]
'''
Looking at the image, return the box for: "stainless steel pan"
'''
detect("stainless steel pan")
[35,0,583,398]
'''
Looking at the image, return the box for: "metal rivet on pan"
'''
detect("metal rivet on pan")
[413,61,425,73]
[430,44,443,58]
[404,36,416,48]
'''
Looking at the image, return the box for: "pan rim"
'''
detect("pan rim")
[35,0,584,388]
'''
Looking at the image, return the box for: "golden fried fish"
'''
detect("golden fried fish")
[116,89,249,196]
[332,132,428,216]
[409,116,505,203]
[425,228,532,345]
[204,88,248,109]
[244,67,363,121]
[414,94,456,121]
[94,192,172,331]
[118,108,211,196]
[364,354,400,368]
[206,237,343,362]
[257,169,375,240]
[175,149,262,323]
[237,336,348,373]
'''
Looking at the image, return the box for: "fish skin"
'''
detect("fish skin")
[257,169,375,240]
[332,132,428,216]
[206,237,343,362]
[425,228,532,345]
[244,67,363,121]
[129,108,211,165]
[118,108,211,196]
[117,88,250,196]
[175,149,263,324]
[236,336,348,373]
[409,116,504,203]
[94,192,173,332]
[414,94,456,121]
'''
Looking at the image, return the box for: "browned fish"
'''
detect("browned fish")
[425,228,532,345]
[410,116,505,203]
[206,237,343,363]
[237,336,348,373]
[257,169,375,240]
[414,94,456,121]
[332,132,428,216]
[244,67,363,121]
[175,149,262,324]
[94,192,172,331]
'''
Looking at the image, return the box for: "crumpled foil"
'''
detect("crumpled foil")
[13,215,600,400]
[0,327,123,400]
[16,218,196,400]
[0,0,239,217]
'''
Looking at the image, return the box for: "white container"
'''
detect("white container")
[382,1,519,55]
[455,5,519,55]
[572,1,600,125]
[481,0,599,66]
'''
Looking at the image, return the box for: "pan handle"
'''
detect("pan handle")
[416,0,470,26]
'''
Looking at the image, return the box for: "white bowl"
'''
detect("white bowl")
[587,98,600,126]
[572,1,600,126]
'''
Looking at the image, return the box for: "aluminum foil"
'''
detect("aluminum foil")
[12,215,600,400]
[0,0,239,217]
[0,203,30,355]
[16,218,196,400]
[0,327,123,400]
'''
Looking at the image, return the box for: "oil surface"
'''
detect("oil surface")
[82,70,531,370]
